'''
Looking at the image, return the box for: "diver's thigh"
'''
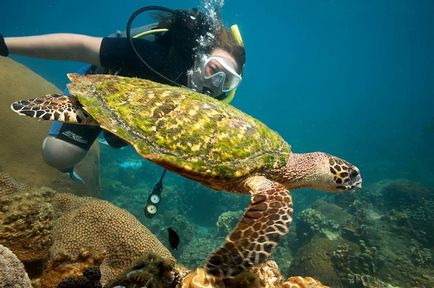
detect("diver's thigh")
[42,123,101,171]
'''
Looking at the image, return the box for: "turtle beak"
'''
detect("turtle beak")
[347,167,362,191]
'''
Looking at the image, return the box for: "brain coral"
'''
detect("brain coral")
[0,244,32,288]
[46,193,174,286]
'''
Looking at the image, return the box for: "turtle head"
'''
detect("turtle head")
[277,152,362,193]
[324,155,362,192]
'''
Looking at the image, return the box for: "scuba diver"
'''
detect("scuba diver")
[0,6,246,217]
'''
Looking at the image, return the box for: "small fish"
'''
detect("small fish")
[119,160,145,169]
[168,227,180,250]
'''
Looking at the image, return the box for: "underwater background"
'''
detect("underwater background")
[1,0,433,287]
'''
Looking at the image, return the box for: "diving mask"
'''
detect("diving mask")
[188,54,242,98]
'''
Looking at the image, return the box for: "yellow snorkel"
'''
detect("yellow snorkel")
[133,28,169,39]
[222,24,244,104]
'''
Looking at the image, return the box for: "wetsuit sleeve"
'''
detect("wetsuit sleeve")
[99,37,168,71]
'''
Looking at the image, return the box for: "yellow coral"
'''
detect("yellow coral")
[180,261,283,288]
[247,260,283,288]
[47,193,174,286]
[181,268,225,288]
[282,276,330,288]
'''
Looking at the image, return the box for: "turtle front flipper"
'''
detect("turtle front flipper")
[205,176,293,278]
[11,94,98,125]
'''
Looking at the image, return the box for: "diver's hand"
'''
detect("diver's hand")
[0,34,9,56]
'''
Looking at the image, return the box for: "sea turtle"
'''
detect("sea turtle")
[11,74,362,278]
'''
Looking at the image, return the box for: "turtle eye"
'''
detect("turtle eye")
[350,169,359,178]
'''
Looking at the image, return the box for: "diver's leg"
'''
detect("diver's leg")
[43,122,101,182]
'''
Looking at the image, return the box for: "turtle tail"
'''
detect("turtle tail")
[11,94,98,125]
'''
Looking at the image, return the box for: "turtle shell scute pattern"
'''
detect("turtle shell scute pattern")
[68,75,291,179]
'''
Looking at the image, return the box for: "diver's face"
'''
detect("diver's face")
[206,48,239,77]
[188,48,241,98]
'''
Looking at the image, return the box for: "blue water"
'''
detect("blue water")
[2,0,434,286]
[3,0,433,186]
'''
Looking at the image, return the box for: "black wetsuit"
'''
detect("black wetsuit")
[51,36,193,150]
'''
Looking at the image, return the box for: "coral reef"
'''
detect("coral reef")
[367,179,434,244]
[294,200,357,247]
[327,179,434,288]
[269,226,297,276]
[311,200,353,227]
[55,266,102,288]
[42,192,175,287]
[0,244,32,288]
[0,171,54,266]
[216,210,243,237]
[106,252,177,288]
[409,246,432,267]
[288,236,359,287]
[148,212,198,255]
[180,261,283,288]
[180,267,223,288]
[3,147,434,288]
[180,261,330,288]
[226,260,283,288]
[178,236,222,269]
[296,208,340,243]
[331,240,380,287]
[282,276,329,288]
[379,179,432,210]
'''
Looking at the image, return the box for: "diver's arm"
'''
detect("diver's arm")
[4,34,102,65]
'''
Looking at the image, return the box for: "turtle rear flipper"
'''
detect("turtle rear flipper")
[205,176,293,278]
[11,94,98,125]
